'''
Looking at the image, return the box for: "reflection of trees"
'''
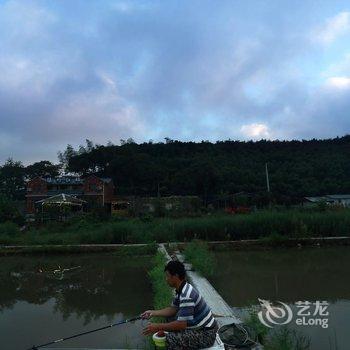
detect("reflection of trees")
[0,255,152,324]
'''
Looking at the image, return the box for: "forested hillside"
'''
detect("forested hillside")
[1,136,349,202]
[64,136,350,200]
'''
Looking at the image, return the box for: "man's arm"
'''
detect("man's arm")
[144,293,196,334]
[141,306,177,319]
[143,320,187,335]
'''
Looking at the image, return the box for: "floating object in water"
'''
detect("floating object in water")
[54,265,81,274]
[53,266,81,278]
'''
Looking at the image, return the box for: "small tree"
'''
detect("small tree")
[25,160,61,179]
[0,194,24,225]
[0,158,25,200]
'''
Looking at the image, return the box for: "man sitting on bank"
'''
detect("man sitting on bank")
[142,260,218,350]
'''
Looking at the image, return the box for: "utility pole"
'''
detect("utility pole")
[102,182,105,207]
[265,163,270,192]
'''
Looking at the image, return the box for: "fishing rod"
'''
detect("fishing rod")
[27,315,142,350]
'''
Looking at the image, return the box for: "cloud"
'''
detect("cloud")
[326,76,350,89]
[313,11,350,45]
[0,131,21,151]
[48,87,146,143]
[0,1,350,165]
[240,123,271,139]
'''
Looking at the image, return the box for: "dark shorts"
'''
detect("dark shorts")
[166,324,218,350]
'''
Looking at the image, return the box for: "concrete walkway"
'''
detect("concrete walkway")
[159,244,262,350]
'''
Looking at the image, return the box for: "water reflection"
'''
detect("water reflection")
[0,254,153,349]
[210,247,350,350]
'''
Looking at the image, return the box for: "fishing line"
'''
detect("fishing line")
[27,315,142,350]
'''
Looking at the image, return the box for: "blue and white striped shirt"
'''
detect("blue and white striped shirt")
[171,281,216,329]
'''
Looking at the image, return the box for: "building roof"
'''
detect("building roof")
[99,177,112,183]
[79,174,112,183]
[35,175,113,185]
[35,193,87,205]
[47,189,84,196]
[27,175,113,189]
[44,176,83,185]
[325,194,350,200]
[305,195,350,202]
[304,196,328,202]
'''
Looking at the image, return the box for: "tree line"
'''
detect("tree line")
[1,136,350,204]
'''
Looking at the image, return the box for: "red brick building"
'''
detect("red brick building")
[26,175,115,214]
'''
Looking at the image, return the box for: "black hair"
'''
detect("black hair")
[164,260,186,280]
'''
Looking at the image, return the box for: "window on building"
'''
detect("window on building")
[88,184,102,192]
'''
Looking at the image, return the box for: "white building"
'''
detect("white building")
[305,194,350,207]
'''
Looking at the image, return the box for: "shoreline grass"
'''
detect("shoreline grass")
[148,251,173,311]
[1,209,350,246]
[145,251,174,349]
[0,243,158,256]
[243,306,311,350]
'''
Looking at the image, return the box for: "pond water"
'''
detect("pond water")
[210,247,350,350]
[0,253,153,350]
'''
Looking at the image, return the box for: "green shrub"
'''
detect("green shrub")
[4,209,350,245]
[0,195,24,225]
[184,240,216,277]
[243,306,269,343]
[260,232,289,245]
[0,221,20,235]
[243,306,310,350]
[265,327,311,350]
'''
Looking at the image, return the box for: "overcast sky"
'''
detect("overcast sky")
[1,0,350,165]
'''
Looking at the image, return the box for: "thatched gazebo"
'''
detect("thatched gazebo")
[36,193,87,222]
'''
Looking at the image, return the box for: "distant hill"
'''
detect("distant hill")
[65,135,350,202]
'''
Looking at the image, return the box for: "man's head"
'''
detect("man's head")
[164,260,186,288]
